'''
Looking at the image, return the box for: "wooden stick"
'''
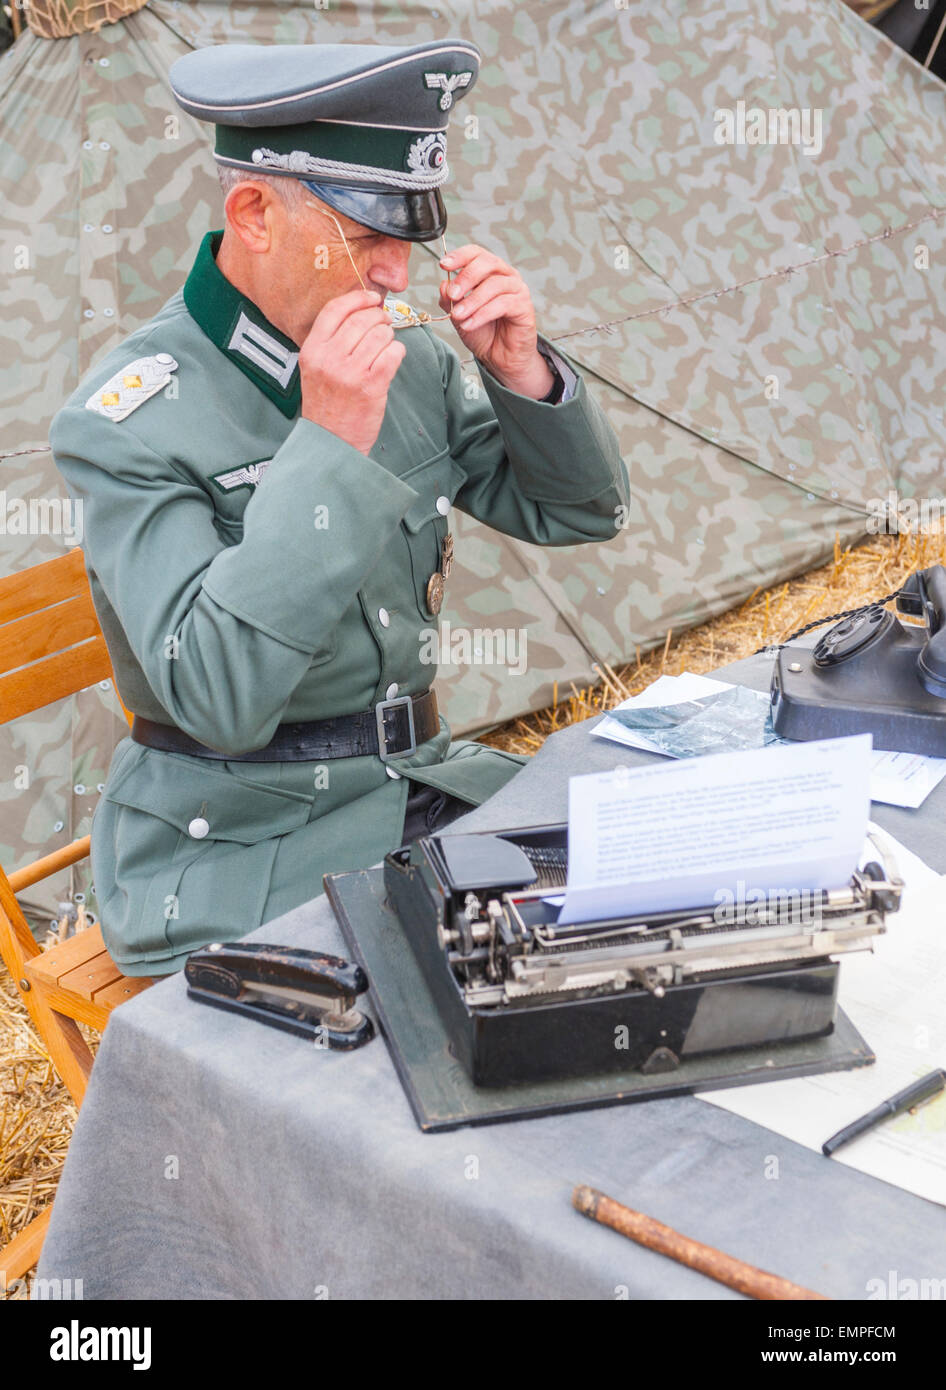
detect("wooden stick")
[572,1186,829,1301]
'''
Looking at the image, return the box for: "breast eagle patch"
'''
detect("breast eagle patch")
[211,458,274,493]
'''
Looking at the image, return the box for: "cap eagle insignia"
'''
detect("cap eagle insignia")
[423,70,473,111]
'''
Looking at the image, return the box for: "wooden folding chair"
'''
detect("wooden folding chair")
[0,548,153,1285]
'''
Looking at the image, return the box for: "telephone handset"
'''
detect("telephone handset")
[771,564,946,756]
[896,566,946,698]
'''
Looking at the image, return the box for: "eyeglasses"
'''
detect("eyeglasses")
[307,200,455,329]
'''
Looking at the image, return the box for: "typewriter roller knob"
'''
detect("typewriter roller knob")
[861,861,900,914]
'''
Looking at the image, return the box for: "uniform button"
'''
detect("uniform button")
[385,767,401,779]
[187,816,210,839]
[436,495,450,516]
[378,607,390,628]
[385,682,399,700]
[155,353,175,365]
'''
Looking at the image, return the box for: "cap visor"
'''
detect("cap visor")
[301,181,446,242]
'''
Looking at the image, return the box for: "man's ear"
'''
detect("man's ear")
[223,180,283,254]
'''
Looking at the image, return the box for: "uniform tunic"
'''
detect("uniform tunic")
[50,230,629,974]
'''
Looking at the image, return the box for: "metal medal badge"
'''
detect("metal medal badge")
[426,532,453,615]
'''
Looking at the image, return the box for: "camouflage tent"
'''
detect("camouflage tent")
[2,0,945,930]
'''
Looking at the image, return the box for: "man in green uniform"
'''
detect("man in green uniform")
[50,39,629,976]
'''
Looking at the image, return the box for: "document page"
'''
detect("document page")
[560,734,871,924]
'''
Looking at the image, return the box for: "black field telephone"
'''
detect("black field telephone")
[771,565,946,756]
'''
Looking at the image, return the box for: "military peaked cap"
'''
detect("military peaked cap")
[169,40,481,241]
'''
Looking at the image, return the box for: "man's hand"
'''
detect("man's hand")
[300,290,406,454]
[438,246,555,400]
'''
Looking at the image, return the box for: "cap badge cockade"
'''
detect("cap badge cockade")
[406,133,447,177]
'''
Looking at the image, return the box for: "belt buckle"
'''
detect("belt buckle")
[375,694,416,763]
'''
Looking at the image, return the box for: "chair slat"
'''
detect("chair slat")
[95,974,154,1009]
[0,599,101,676]
[0,636,113,721]
[23,952,109,993]
[23,923,107,986]
[0,549,86,625]
[58,952,124,1001]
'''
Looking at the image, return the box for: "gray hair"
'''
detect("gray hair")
[216,163,310,215]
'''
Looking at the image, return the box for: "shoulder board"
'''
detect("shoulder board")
[85,354,179,422]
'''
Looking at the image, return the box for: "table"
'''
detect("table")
[35,652,946,1299]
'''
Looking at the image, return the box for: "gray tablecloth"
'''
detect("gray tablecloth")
[36,653,946,1299]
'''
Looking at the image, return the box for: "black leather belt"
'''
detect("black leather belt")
[131,690,439,763]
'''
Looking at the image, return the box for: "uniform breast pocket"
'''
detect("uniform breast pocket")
[400,453,453,619]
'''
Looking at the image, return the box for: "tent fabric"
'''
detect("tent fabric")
[1,0,944,925]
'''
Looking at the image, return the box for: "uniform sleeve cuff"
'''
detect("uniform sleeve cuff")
[476,334,582,407]
[536,343,578,403]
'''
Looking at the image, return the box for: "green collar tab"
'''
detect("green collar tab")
[183,231,301,418]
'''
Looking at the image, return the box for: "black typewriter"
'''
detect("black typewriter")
[383,824,903,1087]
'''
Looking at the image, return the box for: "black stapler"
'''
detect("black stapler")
[771,564,946,755]
[185,941,374,1049]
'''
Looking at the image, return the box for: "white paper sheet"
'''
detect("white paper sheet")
[868,750,946,809]
[560,734,872,924]
[699,831,946,1207]
[593,672,946,809]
